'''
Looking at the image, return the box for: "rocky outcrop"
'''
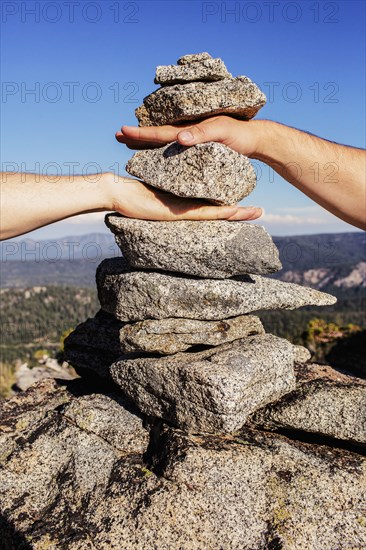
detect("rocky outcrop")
[0,378,365,549]
[14,359,77,392]
[251,363,366,445]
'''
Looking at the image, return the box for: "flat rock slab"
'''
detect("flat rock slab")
[251,363,366,446]
[137,77,266,126]
[96,258,337,322]
[65,309,264,357]
[119,314,265,355]
[177,52,213,64]
[155,58,231,85]
[106,215,281,278]
[110,334,296,433]
[126,141,256,205]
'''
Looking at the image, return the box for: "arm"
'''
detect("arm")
[118,117,366,230]
[0,171,261,240]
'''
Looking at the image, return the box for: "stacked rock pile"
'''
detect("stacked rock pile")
[65,53,336,434]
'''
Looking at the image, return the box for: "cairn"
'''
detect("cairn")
[65,53,336,434]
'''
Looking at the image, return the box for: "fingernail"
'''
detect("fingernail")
[250,207,263,218]
[179,131,194,142]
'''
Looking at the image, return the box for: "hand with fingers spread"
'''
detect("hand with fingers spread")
[117,116,366,230]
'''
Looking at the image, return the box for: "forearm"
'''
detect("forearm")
[253,121,366,229]
[0,172,111,240]
[0,169,260,240]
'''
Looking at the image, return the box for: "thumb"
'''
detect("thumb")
[177,123,212,146]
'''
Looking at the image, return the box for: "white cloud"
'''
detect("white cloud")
[261,213,329,225]
[275,205,322,213]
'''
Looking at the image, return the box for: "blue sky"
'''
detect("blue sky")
[1,0,365,239]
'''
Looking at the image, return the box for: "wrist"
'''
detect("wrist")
[249,119,274,161]
[100,172,123,211]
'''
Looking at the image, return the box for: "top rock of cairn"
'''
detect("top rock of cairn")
[136,53,266,126]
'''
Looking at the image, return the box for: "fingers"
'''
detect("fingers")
[164,197,263,221]
[115,133,164,150]
[116,124,183,149]
[183,205,263,222]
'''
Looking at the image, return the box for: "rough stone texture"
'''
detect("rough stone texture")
[251,363,366,446]
[96,258,337,322]
[154,58,231,85]
[138,77,266,126]
[110,334,296,433]
[135,103,153,126]
[293,345,311,363]
[106,215,281,278]
[0,378,71,437]
[126,142,256,205]
[148,427,366,550]
[177,52,213,65]
[119,315,265,355]
[1,380,365,549]
[65,310,264,357]
[62,393,149,454]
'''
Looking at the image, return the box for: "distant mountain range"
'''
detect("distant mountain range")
[0,231,365,289]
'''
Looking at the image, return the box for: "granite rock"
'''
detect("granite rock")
[65,310,264,357]
[138,77,266,126]
[135,103,153,126]
[177,52,213,64]
[119,315,265,354]
[154,58,231,85]
[106,215,281,278]
[110,334,296,433]
[251,363,366,445]
[1,380,365,549]
[125,142,256,205]
[148,427,366,550]
[96,258,337,322]
[293,345,311,363]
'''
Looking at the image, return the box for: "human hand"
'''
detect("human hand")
[105,175,262,222]
[116,116,265,158]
